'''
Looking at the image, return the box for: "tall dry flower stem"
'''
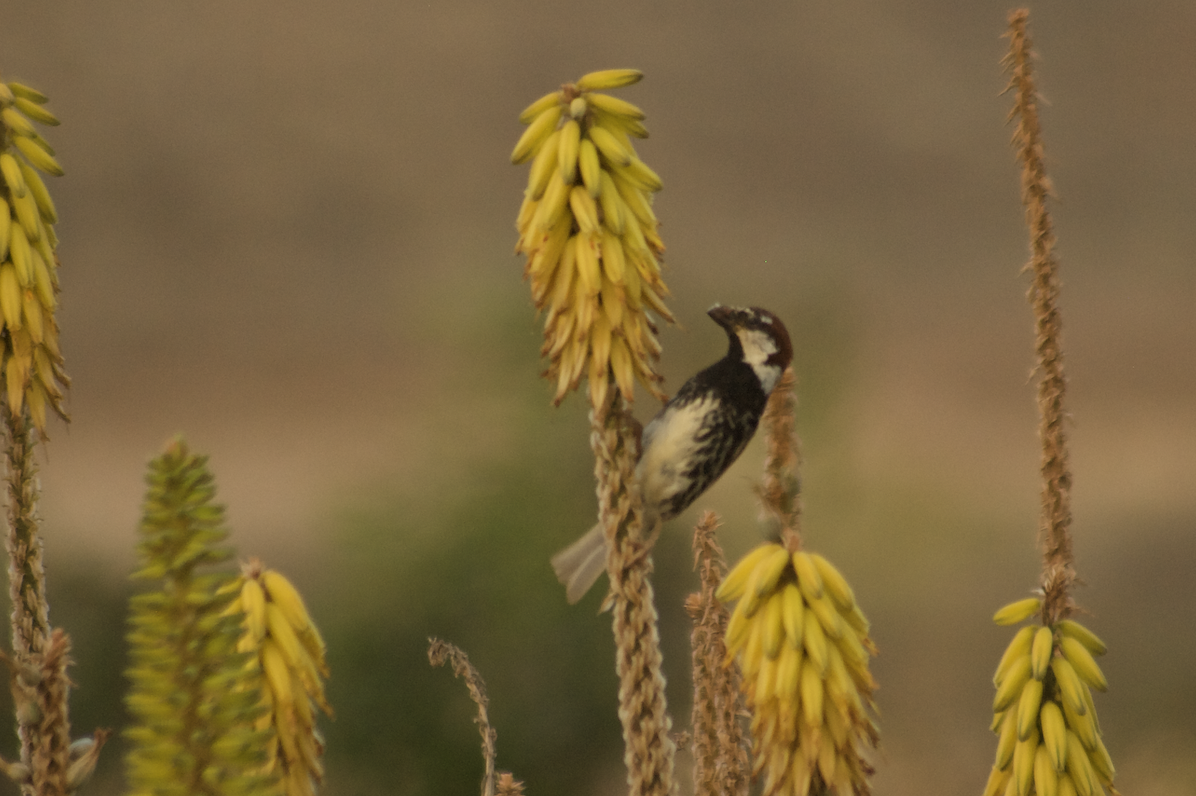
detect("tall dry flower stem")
[985,17,1118,796]
[427,639,500,796]
[1005,8,1074,624]
[687,511,748,796]
[759,368,801,548]
[592,393,675,796]
[24,628,73,796]
[4,406,47,659]
[2,405,67,792]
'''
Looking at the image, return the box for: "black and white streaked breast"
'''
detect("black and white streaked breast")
[636,357,770,521]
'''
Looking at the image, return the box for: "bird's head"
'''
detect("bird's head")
[707,304,793,394]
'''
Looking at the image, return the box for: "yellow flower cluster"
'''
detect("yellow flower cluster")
[718,543,878,796]
[985,598,1115,796]
[0,77,67,433]
[511,68,673,411]
[232,563,332,796]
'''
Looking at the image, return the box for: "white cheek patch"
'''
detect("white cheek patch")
[736,328,782,393]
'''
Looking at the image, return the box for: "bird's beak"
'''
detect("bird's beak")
[707,303,734,328]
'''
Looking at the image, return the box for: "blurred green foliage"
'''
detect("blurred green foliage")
[321,456,625,795]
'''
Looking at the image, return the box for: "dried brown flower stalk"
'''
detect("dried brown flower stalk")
[759,368,802,549]
[4,406,48,660]
[25,628,72,796]
[428,638,502,796]
[1004,8,1075,624]
[591,390,675,796]
[2,630,86,796]
[1,405,71,794]
[687,511,749,796]
[982,18,1119,796]
[495,772,526,796]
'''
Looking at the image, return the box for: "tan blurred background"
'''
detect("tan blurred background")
[2,1,1194,794]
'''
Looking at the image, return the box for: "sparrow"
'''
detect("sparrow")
[552,304,793,603]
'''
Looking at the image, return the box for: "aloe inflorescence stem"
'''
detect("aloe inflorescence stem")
[0,75,77,796]
[590,389,675,796]
[688,511,749,796]
[512,69,678,796]
[982,13,1117,796]
[716,368,879,796]
[1005,8,1075,625]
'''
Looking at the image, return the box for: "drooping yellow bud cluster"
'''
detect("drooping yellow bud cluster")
[0,77,66,434]
[231,562,332,796]
[511,69,673,411]
[984,597,1116,796]
[717,543,878,796]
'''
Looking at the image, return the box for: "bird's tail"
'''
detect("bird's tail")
[550,523,607,604]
